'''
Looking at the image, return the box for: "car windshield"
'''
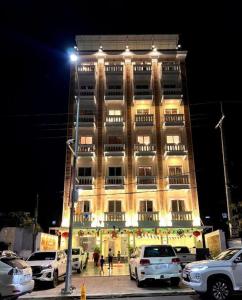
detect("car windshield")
[1,258,28,269]
[144,246,175,257]
[215,249,240,261]
[28,252,56,261]
[64,249,80,255]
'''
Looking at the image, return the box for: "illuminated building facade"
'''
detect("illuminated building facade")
[60,35,202,257]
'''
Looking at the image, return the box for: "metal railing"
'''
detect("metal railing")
[171,211,192,221]
[138,211,159,221]
[163,88,182,96]
[168,175,189,185]
[106,116,123,123]
[134,144,156,152]
[105,65,123,72]
[105,176,124,185]
[74,213,92,222]
[105,90,123,96]
[165,143,186,152]
[104,212,125,221]
[164,114,184,123]
[79,115,95,123]
[135,114,154,123]
[78,176,93,185]
[78,144,95,152]
[137,176,156,185]
[134,89,152,96]
[104,144,125,152]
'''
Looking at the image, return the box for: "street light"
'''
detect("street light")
[62,50,81,295]
[215,102,233,238]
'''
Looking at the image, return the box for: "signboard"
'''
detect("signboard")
[36,233,58,251]
[204,230,226,258]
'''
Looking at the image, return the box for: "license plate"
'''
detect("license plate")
[155,264,167,269]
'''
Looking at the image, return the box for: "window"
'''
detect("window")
[108,85,122,90]
[77,201,90,212]
[165,109,178,114]
[140,200,153,212]
[108,136,122,144]
[108,109,121,116]
[166,135,180,144]
[80,136,93,144]
[78,167,92,177]
[144,246,175,258]
[109,167,122,176]
[137,108,149,114]
[137,136,150,144]
[171,200,185,212]
[80,85,94,90]
[169,166,182,176]
[108,201,121,212]
[138,166,152,176]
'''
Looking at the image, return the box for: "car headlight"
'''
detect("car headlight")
[41,265,52,270]
[190,266,208,272]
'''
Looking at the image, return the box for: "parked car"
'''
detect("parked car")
[0,252,34,299]
[129,245,182,287]
[173,246,196,267]
[64,247,88,273]
[27,250,66,288]
[182,247,242,300]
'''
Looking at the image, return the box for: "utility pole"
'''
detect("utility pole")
[32,193,39,252]
[62,52,80,295]
[215,102,233,238]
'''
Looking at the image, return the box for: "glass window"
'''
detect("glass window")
[137,136,150,144]
[137,109,149,114]
[78,167,92,176]
[144,246,175,257]
[108,136,122,144]
[166,135,180,144]
[140,200,153,212]
[171,200,185,212]
[80,136,93,144]
[78,201,90,212]
[108,201,121,212]
[165,109,178,114]
[169,166,182,176]
[108,109,121,116]
[109,167,122,176]
[138,166,152,176]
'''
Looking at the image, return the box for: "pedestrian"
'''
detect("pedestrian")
[93,251,100,267]
[99,255,105,275]
[108,248,113,269]
[117,250,121,264]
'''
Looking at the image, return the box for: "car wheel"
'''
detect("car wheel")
[129,266,134,280]
[208,277,232,300]
[170,277,180,287]
[135,269,143,287]
[77,263,82,274]
[51,270,58,288]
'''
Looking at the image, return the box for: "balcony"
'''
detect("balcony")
[73,213,92,228]
[78,144,95,157]
[163,114,184,127]
[104,144,125,157]
[77,176,93,190]
[168,175,189,189]
[134,144,156,156]
[76,90,96,102]
[162,88,182,100]
[162,64,180,74]
[138,212,159,227]
[78,115,95,128]
[104,212,125,228]
[135,114,154,126]
[105,176,124,189]
[105,90,124,101]
[137,176,157,189]
[133,89,153,100]
[133,65,152,73]
[164,144,187,156]
[171,211,193,227]
[105,116,124,127]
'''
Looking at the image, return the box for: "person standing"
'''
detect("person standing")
[108,248,113,269]
[99,255,105,275]
[93,251,100,267]
[117,250,121,264]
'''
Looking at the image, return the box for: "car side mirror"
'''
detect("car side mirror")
[234,257,242,263]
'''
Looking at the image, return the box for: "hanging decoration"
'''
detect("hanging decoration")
[193,230,201,237]
[177,229,185,237]
[78,230,84,237]
[136,228,142,237]
[61,232,69,238]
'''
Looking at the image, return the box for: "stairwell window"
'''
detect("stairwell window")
[166,135,180,144]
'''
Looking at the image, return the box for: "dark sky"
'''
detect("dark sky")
[1,1,242,231]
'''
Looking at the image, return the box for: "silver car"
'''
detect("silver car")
[0,252,34,299]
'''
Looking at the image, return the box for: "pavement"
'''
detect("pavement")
[20,263,195,299]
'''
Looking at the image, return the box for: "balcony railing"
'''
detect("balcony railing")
[105,90,124,100]
[104,144,125,152]
[78,144,95,153]
[78,176,93,185]
[105,116,124,124]
[135,114,154,125]
[164,114,184,126]
[104,212,125,222]
[78,90,95,97]
[137,176,156,185]
[79,115,95,123]
[164,143,187,156]
[168,175,189,187]
[134,89,153,100]
[74,213,92,223]
[105,176,124,186]
[105,65,123,72]
[133,65,152,72]
[162,88,182,99]
[78,65,95,72]
[134,144,156,152]
[171,211,192,222]
[138,211,159,221]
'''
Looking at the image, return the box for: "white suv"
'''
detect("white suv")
[182,247,242,300]
[129,245,182,287]
[64,247,88,273]
[27,250,66,288]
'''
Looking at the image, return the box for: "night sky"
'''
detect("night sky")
[1,1,242,232]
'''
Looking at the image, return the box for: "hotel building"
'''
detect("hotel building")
[59,35,202,257]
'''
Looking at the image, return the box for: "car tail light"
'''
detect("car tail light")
[8,268,23,275]
[140,259,150,265]
[172,257,180,264]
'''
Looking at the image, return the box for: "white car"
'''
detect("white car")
[27,250,66,288]
[0,252,34,298]
[182,247,242,300]
[64,247,88,273]
[129,245,182,287]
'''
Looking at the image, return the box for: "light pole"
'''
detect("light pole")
[62,51,80,294]
[215,102,232,238]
